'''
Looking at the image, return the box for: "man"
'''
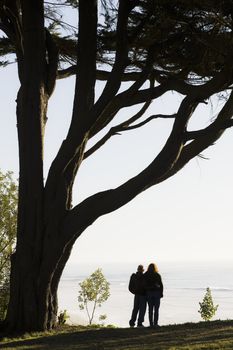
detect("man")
[128,264,147,327]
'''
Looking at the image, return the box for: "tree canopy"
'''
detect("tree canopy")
[1,1,233,80]
[0,0,233,332]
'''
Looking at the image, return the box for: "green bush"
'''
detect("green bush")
[198,287,218,321]
[58,310,70,325]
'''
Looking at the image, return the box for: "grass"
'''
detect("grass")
[1,320,233,350]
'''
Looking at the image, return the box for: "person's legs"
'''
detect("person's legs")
[129,294,140,327]
[147,293,154,326]
[137,295,147,326]
[153,295,161,326]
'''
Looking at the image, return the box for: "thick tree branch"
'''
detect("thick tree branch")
[63,93,199,241]
[71,0,97,123]
[85,0,131,130]
[185,119,233,141]
[157,90,233,183]
[17,0,46,201]
[45,0,98,211]
[62,65,233,242]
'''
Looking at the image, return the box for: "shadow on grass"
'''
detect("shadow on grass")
[1,320,233,350]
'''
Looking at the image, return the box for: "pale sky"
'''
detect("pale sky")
[1,61,233,267]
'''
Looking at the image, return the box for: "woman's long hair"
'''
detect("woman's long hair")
[147,263,159,273]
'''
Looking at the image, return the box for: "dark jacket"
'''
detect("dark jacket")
[128,271,146,296]
[144,271,163,297]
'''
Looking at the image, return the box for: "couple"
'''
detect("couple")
[128,263,163,328]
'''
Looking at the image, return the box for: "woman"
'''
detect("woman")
[144,263,163,327]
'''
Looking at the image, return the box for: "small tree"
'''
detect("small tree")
[198,287,218,321]
[78,268,110,325]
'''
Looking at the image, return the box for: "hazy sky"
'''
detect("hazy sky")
[1,61,233,267]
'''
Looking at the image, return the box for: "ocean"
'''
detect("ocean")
[58,261,233,327]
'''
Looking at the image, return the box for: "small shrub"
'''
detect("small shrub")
[99,314,107,326]
[198,287,218,321]
[58,309,70,325]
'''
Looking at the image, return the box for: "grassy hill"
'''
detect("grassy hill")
[1,320,233,350]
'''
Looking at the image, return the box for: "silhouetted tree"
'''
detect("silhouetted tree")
[1,0,233,332]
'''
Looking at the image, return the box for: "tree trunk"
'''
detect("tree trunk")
[7,247,59,331]
[6,220,74,331]
[5,40,63,330]
[4,0,87,332]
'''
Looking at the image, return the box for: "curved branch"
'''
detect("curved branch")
[88,67,162,138]
[121,60,233,108]
[63,78,233,243]
[85,77,156,157]
[84,100,151,159]
[84,112,176,159]
[87,63,233,142]
[185,119,233,141]
[123,113,176,131]
[63,93,199,241]
[158,90,233,183]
